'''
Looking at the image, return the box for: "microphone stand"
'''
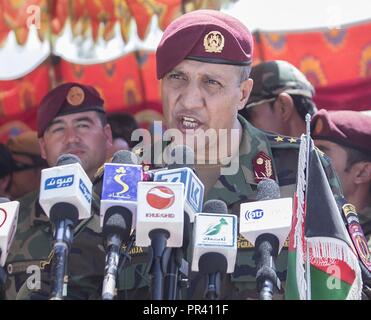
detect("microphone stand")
[50,218,74,300]
[165,213,190,300]
[255,234,281,300]
[149,229,170,300]
[164,248,182,300]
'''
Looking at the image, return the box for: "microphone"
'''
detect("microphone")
[0,197,19,267]
[0,197,19,298]
[136,181,185,300]
[39,153,93,300]
[154,145,204,223]
[191,199,237,300]
[154,145,204,298]
[239,179,293,300]
[99,150,142,300]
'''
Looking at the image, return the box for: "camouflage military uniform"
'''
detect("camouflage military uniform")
[118,115,342,300]
[4,190,106,300]
[359,207,371,251]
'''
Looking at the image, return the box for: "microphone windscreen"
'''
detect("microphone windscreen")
[103,206,132,241]
[50,202,79,225]
[112,150,139,165]
[198,252,228,274]
[0,197,10,203]
[256,179,280,201]
[168,144,195,169]
[55,153,82,166]
[203,199,228,214]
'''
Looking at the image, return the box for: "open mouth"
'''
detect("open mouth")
[177,115,202,130]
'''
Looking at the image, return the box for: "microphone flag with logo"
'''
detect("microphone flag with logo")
[285,129,363,300]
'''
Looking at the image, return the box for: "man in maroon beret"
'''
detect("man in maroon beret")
[125,9,351,300]
[4,82,113,300]
[37,82,112,179]
[312,109,371,248]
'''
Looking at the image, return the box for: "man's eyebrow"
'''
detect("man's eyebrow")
[73,116,95,124]
[48,119,64,127]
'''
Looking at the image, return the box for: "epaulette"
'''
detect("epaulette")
[265,133,301,146]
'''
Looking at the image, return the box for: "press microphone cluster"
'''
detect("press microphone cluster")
[192,200,237,300]
[153,145,204,299]
[100,150,142,300]
[240,179,293,300]
[39,153,93,300]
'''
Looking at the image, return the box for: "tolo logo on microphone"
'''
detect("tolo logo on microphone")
[45,175,74,190]
[202,218,228,241]
[195,214,236,247]
[245,209,264,220]
[146,186,175,210]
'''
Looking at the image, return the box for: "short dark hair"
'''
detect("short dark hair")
[344,146,371,171]
[290,94,317,121]
[96,111,108,126]
[107,112,139,148]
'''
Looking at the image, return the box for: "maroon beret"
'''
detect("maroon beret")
[156,9,253,79]
[311,109,371,155]
[37,82,105,137]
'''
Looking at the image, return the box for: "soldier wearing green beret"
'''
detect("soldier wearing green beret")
[4,82,113,299]
[240,60,317,138]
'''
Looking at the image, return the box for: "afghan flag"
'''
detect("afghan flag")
[285,135,363,300]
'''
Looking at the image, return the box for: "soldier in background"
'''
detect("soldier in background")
[4,82,113,299]
[239,60,317,137]
[7,131,47,199]
[311,109,371,249]
[0,144,14,198]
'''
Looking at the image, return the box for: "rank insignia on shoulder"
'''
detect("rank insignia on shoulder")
[274,136,284,143]
[252,151,275,183]
[342,203,371,272]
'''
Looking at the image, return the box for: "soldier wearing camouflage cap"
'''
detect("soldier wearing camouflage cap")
[119,10,347,300]
[4,82,113,299]
[240,60,317,137]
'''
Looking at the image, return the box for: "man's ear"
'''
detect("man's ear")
[238,78,253,111]
[275,93,295,121]
[353,161,371,185]
[104,124,113,147]
[38,138,47,160]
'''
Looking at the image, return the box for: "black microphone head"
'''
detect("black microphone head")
[55,154,82,166]
[112,150,139,165]
[203,199,228,214]
[167,144,195,169]
[199,252,228,274]
[0,197,10,203]
[49,202,79,226]
[103,206,132,241]
[256,178,280,201]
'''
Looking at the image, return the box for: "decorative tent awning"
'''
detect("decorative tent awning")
[0,0,231,46]
[0,0,370,142]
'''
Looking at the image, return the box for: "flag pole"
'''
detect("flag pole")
[304,113,312,300]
